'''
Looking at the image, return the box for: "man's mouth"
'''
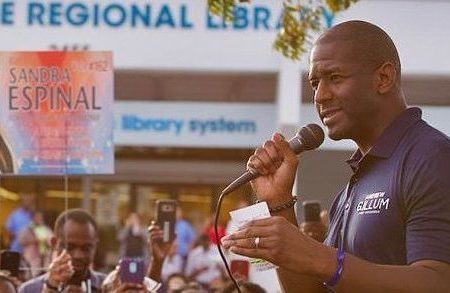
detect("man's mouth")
[72,263,87,271]
[321,108,341,125]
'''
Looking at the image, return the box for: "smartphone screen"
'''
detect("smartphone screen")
[302,200,321,222]
[119,258,145,284]
[0,250,21,276]
[156,199,177,242]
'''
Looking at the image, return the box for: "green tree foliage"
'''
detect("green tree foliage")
[207,0,359,60]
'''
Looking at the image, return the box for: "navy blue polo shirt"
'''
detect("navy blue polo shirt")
[324,107,450,265]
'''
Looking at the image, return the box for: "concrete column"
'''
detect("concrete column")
[276,58,302,137]
[276,58,303,198]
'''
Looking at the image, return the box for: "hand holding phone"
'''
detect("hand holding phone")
[156,199,177,243]
[119,258,145,284]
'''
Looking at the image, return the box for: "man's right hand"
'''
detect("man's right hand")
[47,249,74,288]
[248,132,299,207]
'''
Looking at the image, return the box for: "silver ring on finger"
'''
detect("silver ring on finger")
[254,236,260,249]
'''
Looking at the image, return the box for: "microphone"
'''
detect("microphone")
[221,124,325,195]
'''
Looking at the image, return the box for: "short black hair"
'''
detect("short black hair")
[54,209,98,237]
[316,20,402,83]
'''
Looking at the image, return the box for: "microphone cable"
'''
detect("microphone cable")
[213,123,324,293]
[214,189,242,293]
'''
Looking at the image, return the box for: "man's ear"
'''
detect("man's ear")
[375,61,397,94]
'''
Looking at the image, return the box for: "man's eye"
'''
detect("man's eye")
[83,245,93,251]
[310,81,318,90]
[330,74,342,82]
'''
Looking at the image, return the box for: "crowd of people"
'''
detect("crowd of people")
[1,197,263,292]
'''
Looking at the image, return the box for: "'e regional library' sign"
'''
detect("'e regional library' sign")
[1,1,449,73]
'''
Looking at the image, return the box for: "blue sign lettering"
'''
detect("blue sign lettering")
[189,117,256,135]
[207,5,278,31]
[0,1,14,25]
[104,4,127,27]
[26,2,194,29]
[66,3,89,26]
[6,2,335,31]
[122,115,184,135]
[155,4,175,28]
[49,2,62,26]
[254,7,270,30]
[120,115,257,136]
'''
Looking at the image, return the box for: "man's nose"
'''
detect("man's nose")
[71,248,86,259]
[313,81,332,104]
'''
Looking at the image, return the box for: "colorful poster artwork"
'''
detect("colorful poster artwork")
[0,51,114,175]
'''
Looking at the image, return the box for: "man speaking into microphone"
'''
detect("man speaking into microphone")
[222,20,450,292]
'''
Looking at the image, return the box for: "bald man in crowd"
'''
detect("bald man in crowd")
[222,20,450,292]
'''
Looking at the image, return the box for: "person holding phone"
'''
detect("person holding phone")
[222,20,450,292]
[101,221,172,292]
[101,264,160,293]
[18,209,105,293]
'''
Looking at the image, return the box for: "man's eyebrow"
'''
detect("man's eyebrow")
[322,66,343,74]
[309,66,345,78]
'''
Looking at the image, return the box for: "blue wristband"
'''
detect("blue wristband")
[324,249,345,288]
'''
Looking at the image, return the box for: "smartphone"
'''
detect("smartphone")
[119,258,145,284]
[302,200,321,222]
[230,259,249,281]
[156,199,177,243]
[0,250,21,276]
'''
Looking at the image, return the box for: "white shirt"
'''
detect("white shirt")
[161,254,183,282]
[185,245,223,284]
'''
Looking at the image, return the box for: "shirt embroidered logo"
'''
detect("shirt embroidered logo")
[356,192,389,215]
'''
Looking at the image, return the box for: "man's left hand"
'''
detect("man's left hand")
[222,216,326,275]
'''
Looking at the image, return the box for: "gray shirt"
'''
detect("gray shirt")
[18,271,105,293]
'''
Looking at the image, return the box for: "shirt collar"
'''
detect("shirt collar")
[43,270,102,290]
[346,107,422,170]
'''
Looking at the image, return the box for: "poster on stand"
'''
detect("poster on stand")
[0,51,114,175]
